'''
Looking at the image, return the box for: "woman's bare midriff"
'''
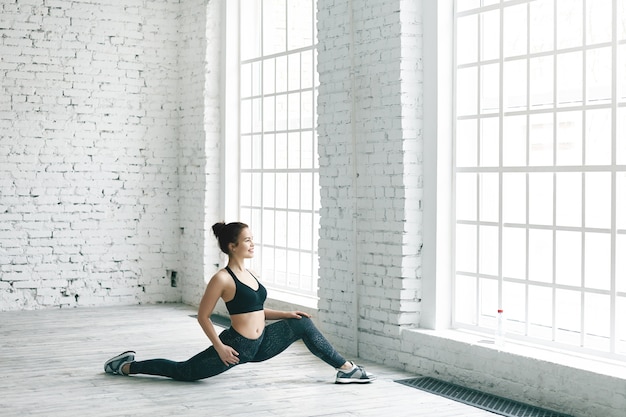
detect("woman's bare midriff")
[229,310,266,340]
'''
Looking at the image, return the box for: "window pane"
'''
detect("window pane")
[586,0,612,45]
[617,296,626,355]
[455,275,478,325]
[457,120,478,167]
[288,132,300,169]
[288,92,300,130]
[529,113,553,166]
[528,228,552,283]
[456,224,477,273]
[252,134,262,169]
[480,64,499,113]
[503,115,527,166]
[287,0,313,51]
[263,59,275,94]
[251,172,262,206]
[301,50,313,89]
[619,108,626,164]
[528,285,553,340]
[301,130,313,169]
[480,9,500,61]
[504,59,527,110]
[479,173,499,223]
[263,172,275,207]
[555,172,581,227]
[585,172,611,229]
[276,94,287,131]
[263,133,275,169]
[241,172,252,206]
[241,99,252,134]
[479,225,498,276]
[555,230,581,287]
[275,173,287,208]
[287,212,299,248]
[585,232,611,291]
[288,53,300,91]
[263,0,286,55]
[457,67,478,116]
[586,109,612,166]
[556,111,582,166]
[503,4,527,57]
[618,172,626,230]
[530,0,554,53]
[287,173,299,209]
[502,227,526,280]
[555,289,582,345]
[556,0,583,49]
[300,211,312,250]
[530,56,554,110]
[252,97,262,132]
[456,173,477,221]
[529,172,553,225]
[557,52,583,107]
[276,56,288,93]
[502,173,526,224]
[503,281,526,335]
[301,90,313,129]
[263,96,275,132]
[618,235,626,293]
[620,0,626,40]
[240,0,261,60]
[587,47,612,105]
[584,293,610,351]
[479,278,498,328]
[619,45,626,102]
[480,117,499,167]
[275,210,287,247]
[241,63,252,98]
[457,14,478,65]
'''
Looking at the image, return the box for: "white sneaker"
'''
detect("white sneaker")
[104,351,135,375]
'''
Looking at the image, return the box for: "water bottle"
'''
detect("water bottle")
[495,309,505,347]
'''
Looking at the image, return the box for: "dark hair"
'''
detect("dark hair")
[212,221,249,255]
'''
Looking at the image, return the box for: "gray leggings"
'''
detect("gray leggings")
[128,317,346,381]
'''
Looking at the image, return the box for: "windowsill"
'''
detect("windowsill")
[403,327,626,381]
[265,287,319,310]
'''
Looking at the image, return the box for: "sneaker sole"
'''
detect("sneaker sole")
[335,377,375,384]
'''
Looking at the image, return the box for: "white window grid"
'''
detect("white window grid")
[453,0,626,359]
[238,0,319,297]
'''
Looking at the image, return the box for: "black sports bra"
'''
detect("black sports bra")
[224,266,267,315]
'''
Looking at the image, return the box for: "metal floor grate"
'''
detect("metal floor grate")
[395,377,573,417]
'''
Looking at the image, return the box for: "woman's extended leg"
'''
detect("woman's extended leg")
[251,317,346,368]
[127,345,230,382]
[125,327,261,381]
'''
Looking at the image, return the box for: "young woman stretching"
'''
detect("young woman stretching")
[104,221,375,384]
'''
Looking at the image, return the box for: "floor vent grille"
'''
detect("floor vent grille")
[395,377,572,417]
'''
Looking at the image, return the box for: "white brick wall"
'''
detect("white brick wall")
[0,0,211,309]
[317,0,422,359]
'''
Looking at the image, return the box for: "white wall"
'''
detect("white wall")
[0,0,216,309]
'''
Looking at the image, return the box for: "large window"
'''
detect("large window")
[237,0,319,297]
[453,0,626,359]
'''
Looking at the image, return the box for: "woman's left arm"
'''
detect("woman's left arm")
[264,308,311,320]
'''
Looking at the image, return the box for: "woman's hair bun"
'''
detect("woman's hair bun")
[212,222,226,239]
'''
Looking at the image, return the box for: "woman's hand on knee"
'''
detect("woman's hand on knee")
[285,311,311,319]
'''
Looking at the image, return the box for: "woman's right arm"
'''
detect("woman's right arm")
[197,272,240,366]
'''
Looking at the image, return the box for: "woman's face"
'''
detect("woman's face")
[230,227,255,259]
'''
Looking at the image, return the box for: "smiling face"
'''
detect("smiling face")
[229,227,255,259]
